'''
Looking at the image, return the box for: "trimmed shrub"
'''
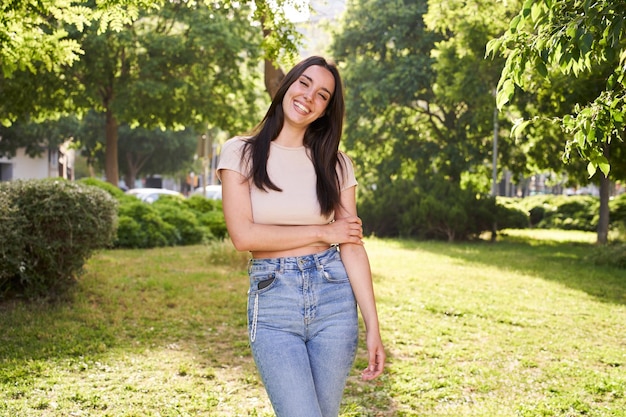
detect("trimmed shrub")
[495,201,529,230]
[185,194,222,212]
[359,176,499,241]
[198,210,228,240]
[115,201,177,248]
[113,191,226,249]
[0,189,26,291]
[543,196,598,231]
[529,205,546,226]
[610,193,626,224]
[503,194,600,231]
[0,179,117,298]
[77,177,126,199]
[153,197,206,245]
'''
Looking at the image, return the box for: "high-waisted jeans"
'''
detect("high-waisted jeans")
[247,246,359,417]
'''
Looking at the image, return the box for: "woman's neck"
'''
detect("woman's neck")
[274,125,306,147]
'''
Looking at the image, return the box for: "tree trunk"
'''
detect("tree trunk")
[124,172,133,190]
[257,4,285,100]
[264,60,285,99]
[597,173,610,245]
[123,151,145,190]
[104,109,119,187]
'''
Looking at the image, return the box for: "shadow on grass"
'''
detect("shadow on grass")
[395,234,626,306]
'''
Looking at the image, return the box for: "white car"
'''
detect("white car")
[126,188,184,203]
[192,184,222,200]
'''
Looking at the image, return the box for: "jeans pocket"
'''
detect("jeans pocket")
[249,271,277,294]
[321,259,350,283]
[248,271,277,343]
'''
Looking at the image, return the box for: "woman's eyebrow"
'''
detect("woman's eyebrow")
[301,74,332,96]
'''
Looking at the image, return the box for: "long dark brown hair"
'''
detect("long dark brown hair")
[243,56,346,217]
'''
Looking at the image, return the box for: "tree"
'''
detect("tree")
[1,0,302,185]
[58,1,264,186]
[0,0,158,126]
[329,0,522,239]
[0,117,79,158]
[0,0,154,79]
[487,0,626,244]
[75,111,198,188]
[331,0,521,188]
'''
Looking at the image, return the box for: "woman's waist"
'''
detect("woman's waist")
[251,245,332,260]
[249,245,339,271]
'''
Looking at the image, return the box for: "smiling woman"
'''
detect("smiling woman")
[215,56,385,417]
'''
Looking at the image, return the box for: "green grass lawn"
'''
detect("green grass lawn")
[1,231,625,416]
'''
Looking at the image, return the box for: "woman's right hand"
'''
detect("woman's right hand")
[325,216,364,245]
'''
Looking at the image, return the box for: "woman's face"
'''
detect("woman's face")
[282,65,335,129]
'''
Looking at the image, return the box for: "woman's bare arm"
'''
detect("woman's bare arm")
[335,185,385,380]
[220,169,364,252]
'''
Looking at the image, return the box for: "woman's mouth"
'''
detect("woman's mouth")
[294,101,311,114]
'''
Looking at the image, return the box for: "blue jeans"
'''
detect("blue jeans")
[247,246,359,417]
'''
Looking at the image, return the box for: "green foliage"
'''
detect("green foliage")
[184,194,222,213]
[152,198,205,245]
[116,201,177,248]
[0,0,157,125]
[1,0,302,185]
[359,176,500,241]
[609,193,626,224]
[333,0,524,197]
[114,194,226,248]
[501,195,601,232]
[495,197,530,229]
[0,179,117,298]
[77,177,126,199]
[198,210,228,240]
[0,116,80,158]
[75,112,203,193]
[489,0,626,177]
[0,0,89,77]
[0,189,26,287]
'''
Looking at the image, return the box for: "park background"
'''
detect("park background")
[1,0,626,416]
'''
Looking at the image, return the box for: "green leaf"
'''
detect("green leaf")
[485,38,502,58]
[497,79,515,110]
[536,60,548,77]
[579,32,593,55]
[566,23,577,39]
[522,0,534,18]
[598,160,610,177]
[530,3,543,22]
[587,161,596,178]
[575,130,586,148]
[511,118,531,138]
[510,15,521,32]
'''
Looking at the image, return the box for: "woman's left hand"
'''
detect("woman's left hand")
[361,330,385,381]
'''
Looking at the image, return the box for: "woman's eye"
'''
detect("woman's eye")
[319,93,329,101]
[299,80,308,87]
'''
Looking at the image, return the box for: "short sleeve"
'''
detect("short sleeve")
[338,152,358,191]
[216,136,249,181]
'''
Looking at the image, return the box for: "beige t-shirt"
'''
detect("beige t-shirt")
[216,136,357,225]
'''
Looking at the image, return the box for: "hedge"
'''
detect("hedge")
[0,179,117,298]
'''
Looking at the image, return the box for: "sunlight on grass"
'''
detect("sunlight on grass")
[497,228,597,243]
[1,233,626,416]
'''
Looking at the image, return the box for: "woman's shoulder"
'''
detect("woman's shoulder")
[223,135,251,148]
[217,136,254,176]
[337,150,354,166]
